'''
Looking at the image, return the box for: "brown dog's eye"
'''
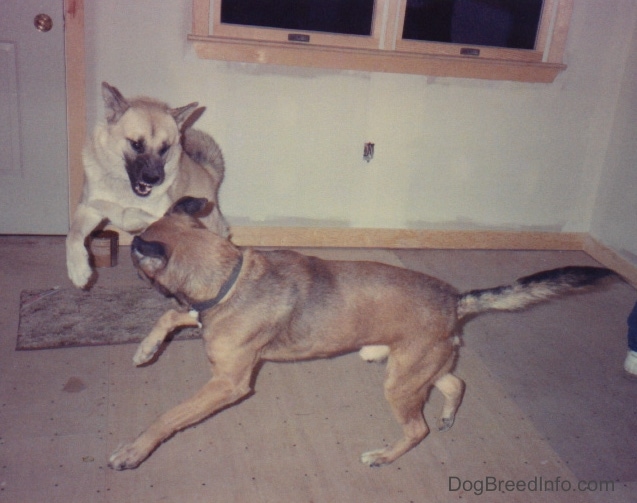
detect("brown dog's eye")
[129,139,144,154]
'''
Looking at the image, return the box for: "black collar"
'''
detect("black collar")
[190,254,243,313]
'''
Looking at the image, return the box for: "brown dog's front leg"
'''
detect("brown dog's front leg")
[109,374,252,470]
[133,309,201,365]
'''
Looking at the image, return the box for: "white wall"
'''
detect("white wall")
[590,13,637,267]
[84,1,637,251]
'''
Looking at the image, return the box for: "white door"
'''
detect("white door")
[0,0,68,234]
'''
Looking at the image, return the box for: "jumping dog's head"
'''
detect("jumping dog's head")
[102,82,199,197]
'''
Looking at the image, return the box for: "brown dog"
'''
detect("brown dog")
[108,197,616,470]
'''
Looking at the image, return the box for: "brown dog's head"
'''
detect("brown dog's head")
[131,197,241,304]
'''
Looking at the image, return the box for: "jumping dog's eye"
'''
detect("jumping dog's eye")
[159,143,170,156]
[129,139,145,154]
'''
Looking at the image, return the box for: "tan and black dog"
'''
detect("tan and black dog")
[108,197,616,470]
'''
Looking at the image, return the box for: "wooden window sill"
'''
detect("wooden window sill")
[189,35,566,83]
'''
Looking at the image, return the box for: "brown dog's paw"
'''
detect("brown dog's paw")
[360,449,391,467]
[438,416,455,432]
[133,340,161,366]
[108,443,147,470]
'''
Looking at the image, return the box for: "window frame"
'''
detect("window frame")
[189,0,573,83]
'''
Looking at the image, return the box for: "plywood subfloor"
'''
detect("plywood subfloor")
[1,237,635,502]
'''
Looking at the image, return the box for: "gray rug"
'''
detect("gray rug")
[17,286,201,350]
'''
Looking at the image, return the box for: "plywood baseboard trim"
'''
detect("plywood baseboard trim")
[230,226,586,250]
[582,236,637,288]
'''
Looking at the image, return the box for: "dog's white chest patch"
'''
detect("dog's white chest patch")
[188,309,203,329]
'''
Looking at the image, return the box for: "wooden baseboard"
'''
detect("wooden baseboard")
[582,236,637,288]
[114,225,637,288]
[116,226,586,250]
[230,226,587,250]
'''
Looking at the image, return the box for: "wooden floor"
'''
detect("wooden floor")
[1,237,636,502]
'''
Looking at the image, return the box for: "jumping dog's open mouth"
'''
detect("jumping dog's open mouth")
[126,154,165,197]
[133,181,153,197]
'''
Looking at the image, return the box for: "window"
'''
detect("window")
[189,0,573,82]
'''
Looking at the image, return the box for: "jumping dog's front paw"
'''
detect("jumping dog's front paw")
[67,251,93,289]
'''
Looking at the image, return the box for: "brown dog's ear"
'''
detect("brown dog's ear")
[102,82,129,124]
[171,197,210,217]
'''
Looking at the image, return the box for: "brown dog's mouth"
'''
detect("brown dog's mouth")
[133,181,153,197]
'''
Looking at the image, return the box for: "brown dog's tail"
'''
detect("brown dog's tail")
[457,266,616,319]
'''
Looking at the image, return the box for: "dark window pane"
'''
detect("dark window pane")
[402,0,544,50]
[220,0,376,36]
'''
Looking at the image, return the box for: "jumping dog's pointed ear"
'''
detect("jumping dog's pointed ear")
[171,197,210,216]
[180,106,206,131]
[131,236,168,274]
[171,102,199,128]
[102,82,129,124]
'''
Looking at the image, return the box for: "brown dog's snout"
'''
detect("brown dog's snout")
[131,236,166,260]
[131,236,144,256]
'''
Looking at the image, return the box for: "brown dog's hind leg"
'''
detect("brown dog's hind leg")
[360,342,454,467]
[360,398,430,467]
[133,309,201,366]
[434,373,464,431]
